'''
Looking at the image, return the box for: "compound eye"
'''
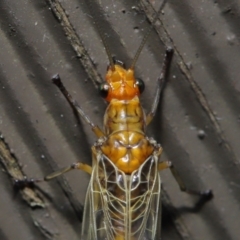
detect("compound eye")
[99,83,110,98]
[135,78,145,93]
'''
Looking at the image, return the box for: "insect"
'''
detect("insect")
[18,0,212,239]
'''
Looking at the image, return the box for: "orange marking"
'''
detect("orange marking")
[101,131,154,173]
[105,65,140,102]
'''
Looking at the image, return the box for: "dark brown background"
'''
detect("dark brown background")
[0,0,240,239]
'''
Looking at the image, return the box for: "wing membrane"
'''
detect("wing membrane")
[81,151,161,240]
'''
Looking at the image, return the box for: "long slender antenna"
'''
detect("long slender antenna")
[87,0,115,70]
[130,0,167,69]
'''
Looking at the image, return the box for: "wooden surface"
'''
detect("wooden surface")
[0,0,240,239]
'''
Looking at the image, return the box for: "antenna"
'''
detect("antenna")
[87,0,115,70]
[130,0,167,69]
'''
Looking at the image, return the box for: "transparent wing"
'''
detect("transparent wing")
[80,173,97,240]
[81,151,161,240]
[81,165,107,240]
[129,153,161,240]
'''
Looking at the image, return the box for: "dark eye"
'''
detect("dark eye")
[136,78,145,93]
[99,83,110,98]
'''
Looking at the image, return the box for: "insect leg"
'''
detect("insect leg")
[52,74,105,138]
[158,161,213,198]
[14,162,92,188]
[45,162,92,180]
[146,48,174,125]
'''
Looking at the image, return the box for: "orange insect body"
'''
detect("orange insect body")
[85,63,161,239]
[101,65,154,174]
